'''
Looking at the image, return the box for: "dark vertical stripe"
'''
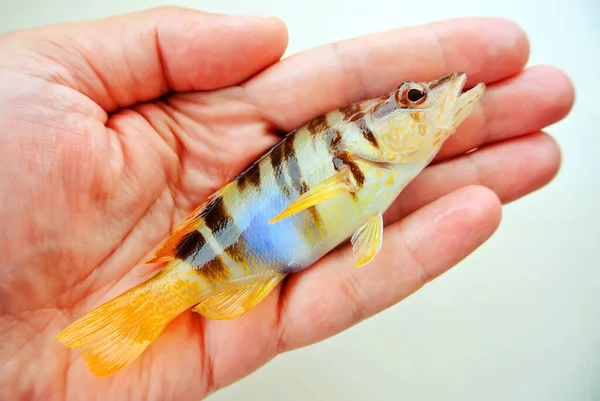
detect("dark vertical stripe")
[282,132,308,195]
[199,190,247,261]
[200,194,248,271]
[200,194,246,274]
[333,152,365,188]
[269,141,285,170]
[236,160,261,191]
[269,140,292,198]
[355,119,379,148]
[202,196,232,235]
[347,161,365,188]
[223,236,248,263]
[197,254,231,283]
[307,114,329,135]
[281,132,324,235]
[340,103,364,122]
[307,206,323,236]
[175,230,205,260]
[325,128,343,149]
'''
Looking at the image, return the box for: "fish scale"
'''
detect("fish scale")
[56,72,485,377]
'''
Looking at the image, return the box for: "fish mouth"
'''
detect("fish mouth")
[433,72,485,129]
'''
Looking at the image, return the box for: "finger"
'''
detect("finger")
[385,131,560,224]
[434,65,574,161]
[10,7,288,112]
[246,17,529,130]
[277,185,501,351]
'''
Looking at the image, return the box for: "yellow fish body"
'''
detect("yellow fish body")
[56,72,485,376]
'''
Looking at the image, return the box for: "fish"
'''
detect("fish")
[56,72,485,377]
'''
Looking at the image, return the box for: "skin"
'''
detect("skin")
[0,7,574,401]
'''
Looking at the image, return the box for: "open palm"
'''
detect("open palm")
[0,7,573,401]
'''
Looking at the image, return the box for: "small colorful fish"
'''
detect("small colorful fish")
[56,72,485,376]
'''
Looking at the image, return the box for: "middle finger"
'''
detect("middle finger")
[384,131,561,226]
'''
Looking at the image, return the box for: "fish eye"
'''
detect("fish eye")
[407,88,425,102]
[396,83,428,106]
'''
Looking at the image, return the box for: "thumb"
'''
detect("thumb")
[4,7,288,111]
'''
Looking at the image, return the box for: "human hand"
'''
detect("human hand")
[0,7,573,400]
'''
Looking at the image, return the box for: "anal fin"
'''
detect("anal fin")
[193,275,285,319]
[351,213,383,269]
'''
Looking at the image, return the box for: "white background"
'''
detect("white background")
[1,0,598,400]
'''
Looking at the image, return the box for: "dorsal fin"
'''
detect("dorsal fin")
[145,182,234,264]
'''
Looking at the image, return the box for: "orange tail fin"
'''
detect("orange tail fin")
[56,262,202,377]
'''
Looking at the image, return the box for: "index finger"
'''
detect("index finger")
[244,17,529,131]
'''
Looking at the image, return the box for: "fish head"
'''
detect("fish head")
[370,72,485,161]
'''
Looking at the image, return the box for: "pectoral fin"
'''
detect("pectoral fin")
[351,213,383,269]
[192,275,285,319]
[269,170,353,224]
